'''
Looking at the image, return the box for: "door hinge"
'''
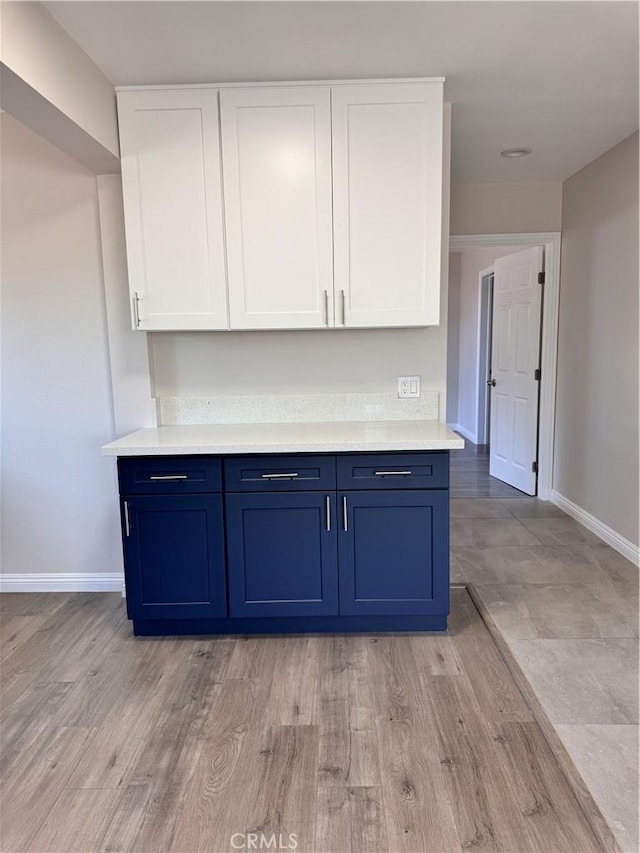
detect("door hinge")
[531,461,538,474]
[537,271,545,285]
[534,368,541,381]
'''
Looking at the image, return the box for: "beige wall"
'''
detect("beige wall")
[150,325,448,404]
[0,1,119,157]
[451,182,562,235]
[97,174,156,434]
[1,113,121,579]
[554,132,639,547]
[453,247,503,437]
[445,252,461,424]
[447,246,525,440]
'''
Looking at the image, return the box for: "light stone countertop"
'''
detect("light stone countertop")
[102,420,464,456]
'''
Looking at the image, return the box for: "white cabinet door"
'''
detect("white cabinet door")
[220,87,334,329]
[117,89,228,330]
[332,82,444,328]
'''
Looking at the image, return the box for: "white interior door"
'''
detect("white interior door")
[489,246,543,494]
[220,86,334,330]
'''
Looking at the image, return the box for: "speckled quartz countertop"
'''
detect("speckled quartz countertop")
[102,420,463,456]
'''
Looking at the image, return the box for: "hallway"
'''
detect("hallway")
[450,443,529,499]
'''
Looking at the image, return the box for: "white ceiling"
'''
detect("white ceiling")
[45,1,639,182]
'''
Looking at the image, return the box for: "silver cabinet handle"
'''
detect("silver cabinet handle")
[324,290,329,326]
[374,470,412,477]
[261,472,299,480]
[123,500,130,537]
[149,474,188,481]
[326,495,331,532]
[342,495,348,532]
[341,290,346,326]
[133,292,141,328]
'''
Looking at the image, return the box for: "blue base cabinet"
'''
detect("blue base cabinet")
[121,494,227,620]
[117,451,450,635]
[338,490,449,616]
[225,492,338,617]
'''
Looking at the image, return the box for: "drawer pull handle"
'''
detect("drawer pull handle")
[123,501,130,537]
[326,495,331,532]
[342,495,348,532]
[374,470,413,477]
[149,474,189,481]
[261,472,299,480]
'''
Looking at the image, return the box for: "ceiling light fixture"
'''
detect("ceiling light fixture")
[500,147,532,158]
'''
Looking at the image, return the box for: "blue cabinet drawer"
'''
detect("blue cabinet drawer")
[224,455,336,492]
[337,452,448,490]
[118,456,221,494]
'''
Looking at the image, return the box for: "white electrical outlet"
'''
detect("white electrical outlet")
[397,376,421,398]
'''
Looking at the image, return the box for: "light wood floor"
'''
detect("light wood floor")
[1,588,605,853]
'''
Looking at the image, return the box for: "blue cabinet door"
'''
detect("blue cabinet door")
[225,492,338,617]
[122,494,227,620]
[338,490,449,616]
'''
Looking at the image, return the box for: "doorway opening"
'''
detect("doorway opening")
[446,234,561,500]
[477,268,494,448]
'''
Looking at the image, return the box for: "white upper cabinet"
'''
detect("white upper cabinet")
[117,89,228,330]
[116,79,445,332]
[332,82,444,328]
[220,87,334,330]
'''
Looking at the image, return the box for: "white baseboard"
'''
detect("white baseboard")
[550,490,640,567]
[0,573,125,592]
[447,422,478,445]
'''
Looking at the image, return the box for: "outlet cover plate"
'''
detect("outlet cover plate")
[397,376,421,398]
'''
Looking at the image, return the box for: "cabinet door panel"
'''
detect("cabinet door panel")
[122,494,226,619]
[332,83,443,328]
[226,492,338,617]
[338,490,449,616]
[220,87,334,329]
[117,89,228,330]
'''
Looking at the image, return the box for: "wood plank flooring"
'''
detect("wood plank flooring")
[450,444,528,498]
[0,588,606,852]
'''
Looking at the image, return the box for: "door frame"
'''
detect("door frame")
[476,265,494,447]
[449,232,561,500]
